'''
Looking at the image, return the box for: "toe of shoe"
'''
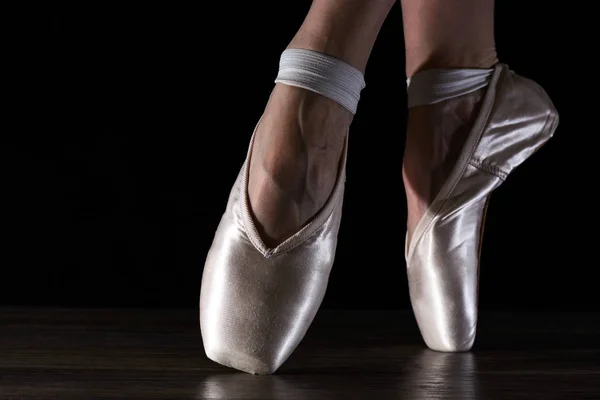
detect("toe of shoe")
[204,345,280,375]
[423,331,476,353]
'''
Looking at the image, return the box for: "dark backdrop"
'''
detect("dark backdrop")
[3,3,594,311]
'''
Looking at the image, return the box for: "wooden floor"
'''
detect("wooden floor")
[0,308,598,399]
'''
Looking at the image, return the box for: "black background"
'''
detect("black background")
[3,3,594,311]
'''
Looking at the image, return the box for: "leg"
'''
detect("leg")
[201,1,396,374]
[400,0,498,245]
[401,0,560,353]
[249,0,396,247]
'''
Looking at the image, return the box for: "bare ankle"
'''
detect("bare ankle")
[406,48,499,77]
[297,92,352,146]
[403,89,486,245]
[255,93,347,209]
[287,0,395,73]
[247,84,349,246]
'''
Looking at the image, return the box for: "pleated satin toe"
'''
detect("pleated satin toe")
[200,124,348,374]
[406,63,559,352]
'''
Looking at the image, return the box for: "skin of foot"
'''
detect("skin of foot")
[248,83,351,248]
[399,0,498,247]
[246,0,395,248]
[402,89,486,247]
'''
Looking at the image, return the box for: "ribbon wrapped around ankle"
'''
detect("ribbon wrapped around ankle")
[407,68,494,108]
[275,49,366,115]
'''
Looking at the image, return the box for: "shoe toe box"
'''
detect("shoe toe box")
[408,222,481,353]
[199,220,336,374]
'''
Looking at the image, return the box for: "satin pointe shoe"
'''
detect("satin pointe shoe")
[405,63,559,352]
[199,49,366,374]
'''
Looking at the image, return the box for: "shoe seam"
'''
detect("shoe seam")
[263,192,343,258]
[467,77,555,182]
[518,75,558,150]
[468,158,507,180]
[240,123,349,259]
[406,63,505,264]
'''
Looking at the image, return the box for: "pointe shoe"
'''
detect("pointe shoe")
[200,48,364,374]
[406,63,559,352]
[199,121,348,374]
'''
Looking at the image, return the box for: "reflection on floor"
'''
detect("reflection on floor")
[0,308,598,399]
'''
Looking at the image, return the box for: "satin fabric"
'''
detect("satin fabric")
[407,67,493,108]
[275,48,366,114]
[406,63,559,352]
[200,124,348,374]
